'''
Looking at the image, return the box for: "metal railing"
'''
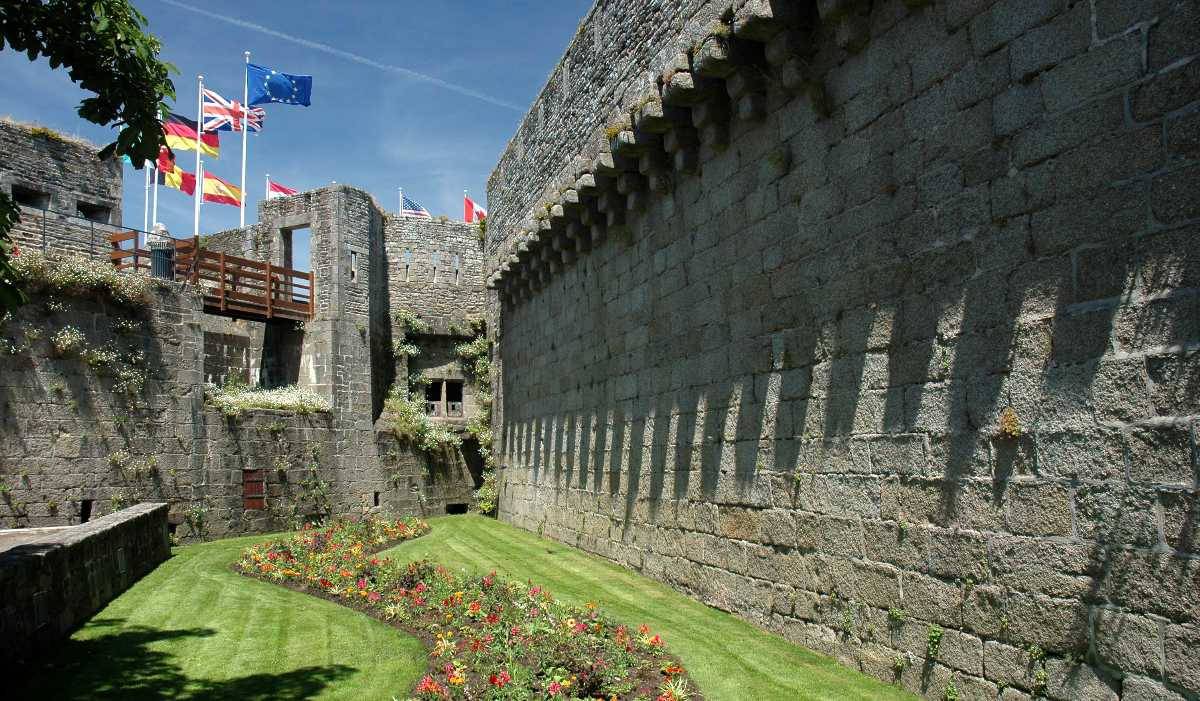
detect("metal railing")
[10,205,154,259]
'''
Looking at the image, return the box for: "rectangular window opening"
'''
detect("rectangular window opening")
[350,251,358,282]
[281,226,311,304]
[76,201,111,224]
[431,251,440,283]
[243,468,266,510]
[80,498,94,523]
[424,380,444,416]
[453,254,461,285]
[446,380,464,417]
[11,184,49,210]
[373,491,381,507]
[446,503,468,515]
[403,249,412,282]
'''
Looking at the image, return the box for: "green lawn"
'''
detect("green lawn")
[16,532,426,700]
[17,516,913,700]
[383,515,912,701]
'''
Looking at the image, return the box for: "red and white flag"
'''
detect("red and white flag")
[267,179,298,199]
[464,193,487,223]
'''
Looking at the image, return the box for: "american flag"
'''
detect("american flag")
[402,194,431,218]
[201,88,266,133]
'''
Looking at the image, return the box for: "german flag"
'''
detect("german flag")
[203,171,242,207]
[156,147,196,196]
[163,113,219,158]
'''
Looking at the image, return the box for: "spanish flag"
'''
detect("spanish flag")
[156,147,196,196]
[203,171,242,207]
[163,113,219,158]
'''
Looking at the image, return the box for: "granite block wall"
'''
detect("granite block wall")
[385,216,488,327]
[1,118,125,256]
[489,0,1200,698]
[0,283,206,531]
[0,503,170,669]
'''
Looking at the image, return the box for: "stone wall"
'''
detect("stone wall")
[0,283,206,531]
[0,502,170,669]
[385,216,488,328]
[1,118,125,256]
[490,0,1200,699]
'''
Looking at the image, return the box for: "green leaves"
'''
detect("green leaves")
[1,0,175,165]
[0,192,27,312]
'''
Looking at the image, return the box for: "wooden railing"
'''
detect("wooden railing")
[108,231,315,322]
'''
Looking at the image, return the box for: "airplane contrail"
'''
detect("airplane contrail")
[156,0,524,112]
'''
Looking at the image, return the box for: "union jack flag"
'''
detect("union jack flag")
[201,88,265,133]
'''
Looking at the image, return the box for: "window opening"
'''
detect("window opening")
[281,226,311,303]
[80,499,94,523]
[431,251,440,283]
[11,184,49,209]
[446,380,464,417]
[453,254,461,285]
[403,249,412,282]
[373,491,381,507]
[76,201,111,224]
[424,380,444,416]
[350,251,358,282]
[446,503,468,515]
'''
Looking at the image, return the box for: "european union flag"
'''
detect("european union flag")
[247,63,312,106]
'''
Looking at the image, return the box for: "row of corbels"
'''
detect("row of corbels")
[487,0,880,307]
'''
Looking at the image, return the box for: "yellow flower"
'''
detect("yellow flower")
[586,601,597,610]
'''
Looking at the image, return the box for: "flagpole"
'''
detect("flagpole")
[152,163,159,228]
[464,189,469,223]
[239,51,250,227]
[265,173,270,200]
[399,187,403,217]
[193,74,204,238]
[142,161,151,232]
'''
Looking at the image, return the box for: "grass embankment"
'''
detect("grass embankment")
[17,517,913,700]
[384,515,915,701]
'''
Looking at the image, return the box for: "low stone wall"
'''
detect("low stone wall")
[0,503,170,669]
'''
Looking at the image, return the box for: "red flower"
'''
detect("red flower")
[468,601,482,614]
[319,578,332,589]
[368,591,381,602]
[489,670,511,687]
[415,675,445,697]
[485,613,499,625]
[548,681,563,696]
[357,578,368,590]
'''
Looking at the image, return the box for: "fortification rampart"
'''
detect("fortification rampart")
[1,118,124,257]
[488,1,1200,698]
[0,175,486,539]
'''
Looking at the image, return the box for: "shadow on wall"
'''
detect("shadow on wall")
[506,172,1199,529]
[14,619,356,700]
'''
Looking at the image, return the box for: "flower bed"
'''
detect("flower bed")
[236,517,702,701]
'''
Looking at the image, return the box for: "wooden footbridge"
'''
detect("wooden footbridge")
[108,232,315,322]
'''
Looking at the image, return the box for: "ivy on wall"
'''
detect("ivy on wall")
[455,317,497,515]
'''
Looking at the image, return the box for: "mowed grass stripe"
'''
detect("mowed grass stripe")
[17,533,427,700]
[383,515,915,701]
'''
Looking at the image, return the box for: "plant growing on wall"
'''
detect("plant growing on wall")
[391,308,429,359]
[455,317,499,515]
[997,406,1023,439]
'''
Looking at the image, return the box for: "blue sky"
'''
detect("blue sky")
[0,0,591,237]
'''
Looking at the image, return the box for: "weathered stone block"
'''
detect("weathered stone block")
[1094,609,1164,677]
